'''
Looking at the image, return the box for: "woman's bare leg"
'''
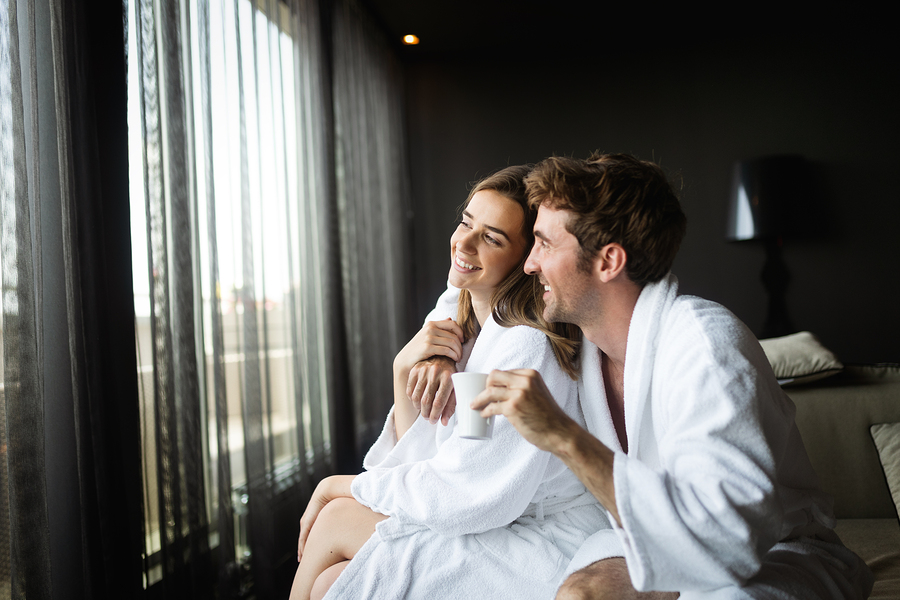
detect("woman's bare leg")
[289,497,387,600]
[310,561,349,600]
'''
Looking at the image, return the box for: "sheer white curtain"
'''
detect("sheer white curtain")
[128,0,412,596]
[129,0,339,595]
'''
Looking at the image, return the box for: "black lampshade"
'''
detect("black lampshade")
[726,155,807,241]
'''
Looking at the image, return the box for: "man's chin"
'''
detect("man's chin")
[542,306,563,324]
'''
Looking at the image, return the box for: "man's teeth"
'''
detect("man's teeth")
[456,256,480,270]
[544,285,551,291]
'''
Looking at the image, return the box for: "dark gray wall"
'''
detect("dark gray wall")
[401,38,899,364]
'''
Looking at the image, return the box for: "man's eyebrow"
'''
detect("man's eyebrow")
[533,230,549,242]
[462,209,512,241]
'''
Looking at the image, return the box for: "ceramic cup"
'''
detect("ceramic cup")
[451,372,494,440]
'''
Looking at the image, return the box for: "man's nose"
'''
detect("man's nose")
[524,244,540,274]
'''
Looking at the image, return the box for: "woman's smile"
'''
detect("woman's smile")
[453,254,481,272]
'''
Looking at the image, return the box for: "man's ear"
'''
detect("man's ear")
[593,243,628,283]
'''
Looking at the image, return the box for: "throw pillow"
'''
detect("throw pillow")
[870,422,900,523]
[758,331,843,386]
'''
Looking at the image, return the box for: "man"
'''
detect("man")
[417,154,872,599]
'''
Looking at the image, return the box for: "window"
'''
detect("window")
[127,0,332,588]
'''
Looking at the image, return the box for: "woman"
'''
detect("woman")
[289,165,609,600]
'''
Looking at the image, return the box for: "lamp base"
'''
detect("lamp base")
[759,236,794,339]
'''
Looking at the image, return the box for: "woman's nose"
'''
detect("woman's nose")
[456,232,477,253]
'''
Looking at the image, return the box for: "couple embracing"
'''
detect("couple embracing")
[290,154,873,600]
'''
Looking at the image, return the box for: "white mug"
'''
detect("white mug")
[451,372,494,440]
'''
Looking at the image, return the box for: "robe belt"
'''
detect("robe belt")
[521,491,599,521]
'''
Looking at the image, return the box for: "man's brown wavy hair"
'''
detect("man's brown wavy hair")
[525,153,686,286]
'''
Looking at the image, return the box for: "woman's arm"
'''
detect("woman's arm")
[356,322,583,537]
[391,319,464,438]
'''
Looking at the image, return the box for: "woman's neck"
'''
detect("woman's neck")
[470,291,492,328]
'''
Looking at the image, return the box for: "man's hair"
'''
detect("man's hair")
[525,153,687,286]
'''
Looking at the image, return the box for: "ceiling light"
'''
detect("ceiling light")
[402,34,419,45]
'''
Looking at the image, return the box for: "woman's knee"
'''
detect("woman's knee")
[310,497,383,558]
[316,497,359,526]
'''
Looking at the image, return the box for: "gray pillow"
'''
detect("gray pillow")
[759,331,843,386]
[870,422,900,523]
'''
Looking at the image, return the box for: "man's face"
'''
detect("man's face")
[524,205,599,326]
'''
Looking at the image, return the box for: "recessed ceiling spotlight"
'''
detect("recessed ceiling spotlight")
[402,34,419,45]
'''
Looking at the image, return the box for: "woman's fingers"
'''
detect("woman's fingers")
[418,319,464,361]
[297,498,325,561]
[394,320,463,379]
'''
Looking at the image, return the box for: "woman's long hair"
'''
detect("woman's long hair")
[456,165,581,379]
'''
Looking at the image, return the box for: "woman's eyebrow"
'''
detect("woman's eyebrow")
[462,209,511,241]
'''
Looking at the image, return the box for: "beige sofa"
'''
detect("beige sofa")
[786,363,900,599]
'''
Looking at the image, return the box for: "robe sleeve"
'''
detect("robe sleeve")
[612,317,786,592]
[362,284,462,467]
[422,282,460,323]
[351,325,578,538]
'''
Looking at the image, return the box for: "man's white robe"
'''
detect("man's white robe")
[568,274,873,599]
[322,313,609,600]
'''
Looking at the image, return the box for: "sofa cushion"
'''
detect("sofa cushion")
[788,364,900,518]
[834,519,900,600]
[870,422,900,523]
[759,331,843,385]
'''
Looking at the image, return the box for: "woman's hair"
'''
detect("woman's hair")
[455,165,581,379]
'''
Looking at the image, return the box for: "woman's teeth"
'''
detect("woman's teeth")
[455,256,480,270]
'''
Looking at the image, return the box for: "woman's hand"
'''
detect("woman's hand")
[392,320,464,434]
[297,475,355,562]
[393,318,465,378]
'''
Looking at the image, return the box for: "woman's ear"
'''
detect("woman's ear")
[593,243,628,283]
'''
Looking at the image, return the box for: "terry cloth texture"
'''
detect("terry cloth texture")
[324,310,608,600]
[567,274,873,599]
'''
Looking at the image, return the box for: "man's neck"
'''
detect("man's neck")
[582,278,642,368]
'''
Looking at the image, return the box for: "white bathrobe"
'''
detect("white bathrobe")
[567,274,873,599]
[323,311,609,600]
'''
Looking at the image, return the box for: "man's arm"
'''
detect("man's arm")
[407,355,457,425]
[473,369,621,525]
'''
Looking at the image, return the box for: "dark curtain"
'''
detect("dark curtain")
[0,0,145,599]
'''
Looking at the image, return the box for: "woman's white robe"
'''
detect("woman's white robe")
[322,314,609,600]
[567,274,873,599]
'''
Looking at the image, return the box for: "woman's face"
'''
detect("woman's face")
[448,190,528,299]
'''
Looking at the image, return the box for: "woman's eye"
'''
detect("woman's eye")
[460,220,472,229]
[485,235,500,246]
